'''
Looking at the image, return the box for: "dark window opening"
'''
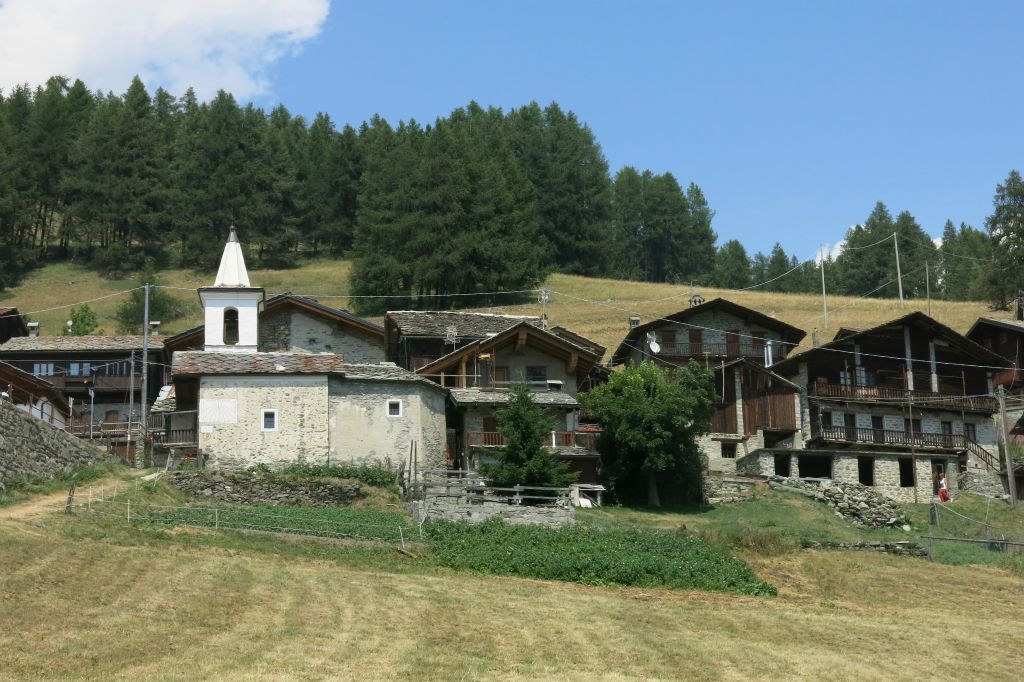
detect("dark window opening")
[964,423,977,441]
[821,411,833,427]
[525,366,548,386]
[773,454,791,477]
[858,456,874,486]
[224,308,239,345]
[721,443,737,459]
[798,455,832,479]
[871,416,884,443]
[898,457,915,487]
[904,418,921,436]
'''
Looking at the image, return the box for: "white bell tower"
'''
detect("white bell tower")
[198,226,264,353]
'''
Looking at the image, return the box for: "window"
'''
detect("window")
[898,457,915,487]
[838,370,853,387]
[493,366,510,386]
[386,400,403,417]
[224,308,239,345]
[821,411,833,427]
[525,366,548,386]
[104,410,120,423]
[964,423,977,441]
[32,363,54,376]
[660,330,676,347]
[261,409,277,431]
[69,362,91,377]
[904,418,921,435]
[721,443,737,459]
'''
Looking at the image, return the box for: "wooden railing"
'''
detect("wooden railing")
[809,383,997,412]
[816,424,997,466]
[655,342,788,362]
[68,421,141,438]
[151,428,198,446]
[467,431,597,449]
[992,368,1024,390]
[148,410,199,447]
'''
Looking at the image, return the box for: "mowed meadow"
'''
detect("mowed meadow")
[2,476,1024,682]
[0,259,1009,358]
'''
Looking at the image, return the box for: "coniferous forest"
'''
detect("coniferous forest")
[1,76,1020,311]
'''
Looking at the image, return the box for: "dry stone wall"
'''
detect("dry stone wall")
[0,401,110,482]
[410,498,575,527]
[169,470,363,506]
[768,476,912,528]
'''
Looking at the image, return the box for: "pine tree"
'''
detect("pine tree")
[985,170,1024,308]
[712,239,752,289]
[938,220,990,301]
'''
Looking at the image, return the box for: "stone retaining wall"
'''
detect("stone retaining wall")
[170,470,363,506]
[959,467,1007,498]
[801,539,927,557]
[410,497,575,527]
[0,400,110,482]
[768,476,911,528]
[705,475,761,504]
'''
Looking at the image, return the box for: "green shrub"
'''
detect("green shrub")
[424,520,776,596]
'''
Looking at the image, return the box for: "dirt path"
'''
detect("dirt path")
[0,471,153,524]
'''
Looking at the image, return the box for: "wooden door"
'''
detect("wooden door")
[688,329,702,356]
[844,413,857,441]
[726,331,740,358]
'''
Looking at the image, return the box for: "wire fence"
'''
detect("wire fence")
[63,482,419,551]
[924,495,1024,560]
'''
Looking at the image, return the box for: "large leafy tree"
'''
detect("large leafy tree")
[478,384,577,489]
[580,361,715,507]
[985,170,1024,308]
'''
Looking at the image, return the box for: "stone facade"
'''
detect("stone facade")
[737,448,957,504]
[0,400,110,481]
[328,378,447,470]
[258,307,384,363]
[197,375,330,469]
[767,476,911,528]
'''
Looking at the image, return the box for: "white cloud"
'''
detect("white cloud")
[0,0,329,101]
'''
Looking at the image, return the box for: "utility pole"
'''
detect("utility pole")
[140,283,150,468]
[997,386,1018,507]
[893,232,905,307]
[127,351,135,453]
[820,245,828,329]
[908,390,918,504]
[925,260,931,316]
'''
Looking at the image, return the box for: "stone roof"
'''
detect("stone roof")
[449,388,579,407]
[0,335,166,352]
[173,351,347,375]
[171,352,443,389]
[386,311,543,338]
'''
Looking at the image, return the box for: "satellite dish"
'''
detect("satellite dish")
[646,330,660,353]
[646,331,657,344]
[649,341,661,354]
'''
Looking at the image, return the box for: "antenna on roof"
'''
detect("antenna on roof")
[689,294,705,308]
[538,289,550,328]
[444,326,458,346]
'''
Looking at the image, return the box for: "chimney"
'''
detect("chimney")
[547,379,564,393]
[689,294,705,307]
[27,322,39,338]
[628,316,640,330]
[149,321,161,336]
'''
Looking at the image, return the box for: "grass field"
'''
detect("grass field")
[0,260,1008,359]
[2,471,1023,680]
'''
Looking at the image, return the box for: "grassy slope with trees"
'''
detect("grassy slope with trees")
[3,75,1020,315]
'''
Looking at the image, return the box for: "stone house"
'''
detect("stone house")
[966,313,1024,497]
[415,321,605,482]
[762,312,1009,503]
[0,360,69,427]
[162,228,448,472]
[703,358,803,474]
[0,329,165,463]
[611,297,806,368]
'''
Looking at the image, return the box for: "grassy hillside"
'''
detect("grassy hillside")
[0,259,1009,358]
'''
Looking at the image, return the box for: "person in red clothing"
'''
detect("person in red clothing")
[938,472,950,503]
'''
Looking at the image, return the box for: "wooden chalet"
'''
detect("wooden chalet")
[416,320,605,483]
[0,360,70,426]
[611,297,806,368]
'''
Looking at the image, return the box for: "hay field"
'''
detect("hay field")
[1,488,1023,681]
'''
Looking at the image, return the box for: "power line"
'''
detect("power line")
[0,288,143,320]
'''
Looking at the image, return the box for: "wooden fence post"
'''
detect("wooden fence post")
[64,481,76,514]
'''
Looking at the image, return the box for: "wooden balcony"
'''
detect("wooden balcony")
[809,383,997,412]
[148,410,199,447]
[467,431,598,449]
[992,368,1024,390]
[815,425,1000,469]
[67,420,142,439]
[654,342,788,363]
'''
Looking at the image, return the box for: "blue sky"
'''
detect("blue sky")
[3,1,1022,260]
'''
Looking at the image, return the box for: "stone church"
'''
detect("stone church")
[165,228,448,471]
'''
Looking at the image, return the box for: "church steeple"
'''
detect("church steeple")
[199,227,265,353]
[214,225,251,287]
